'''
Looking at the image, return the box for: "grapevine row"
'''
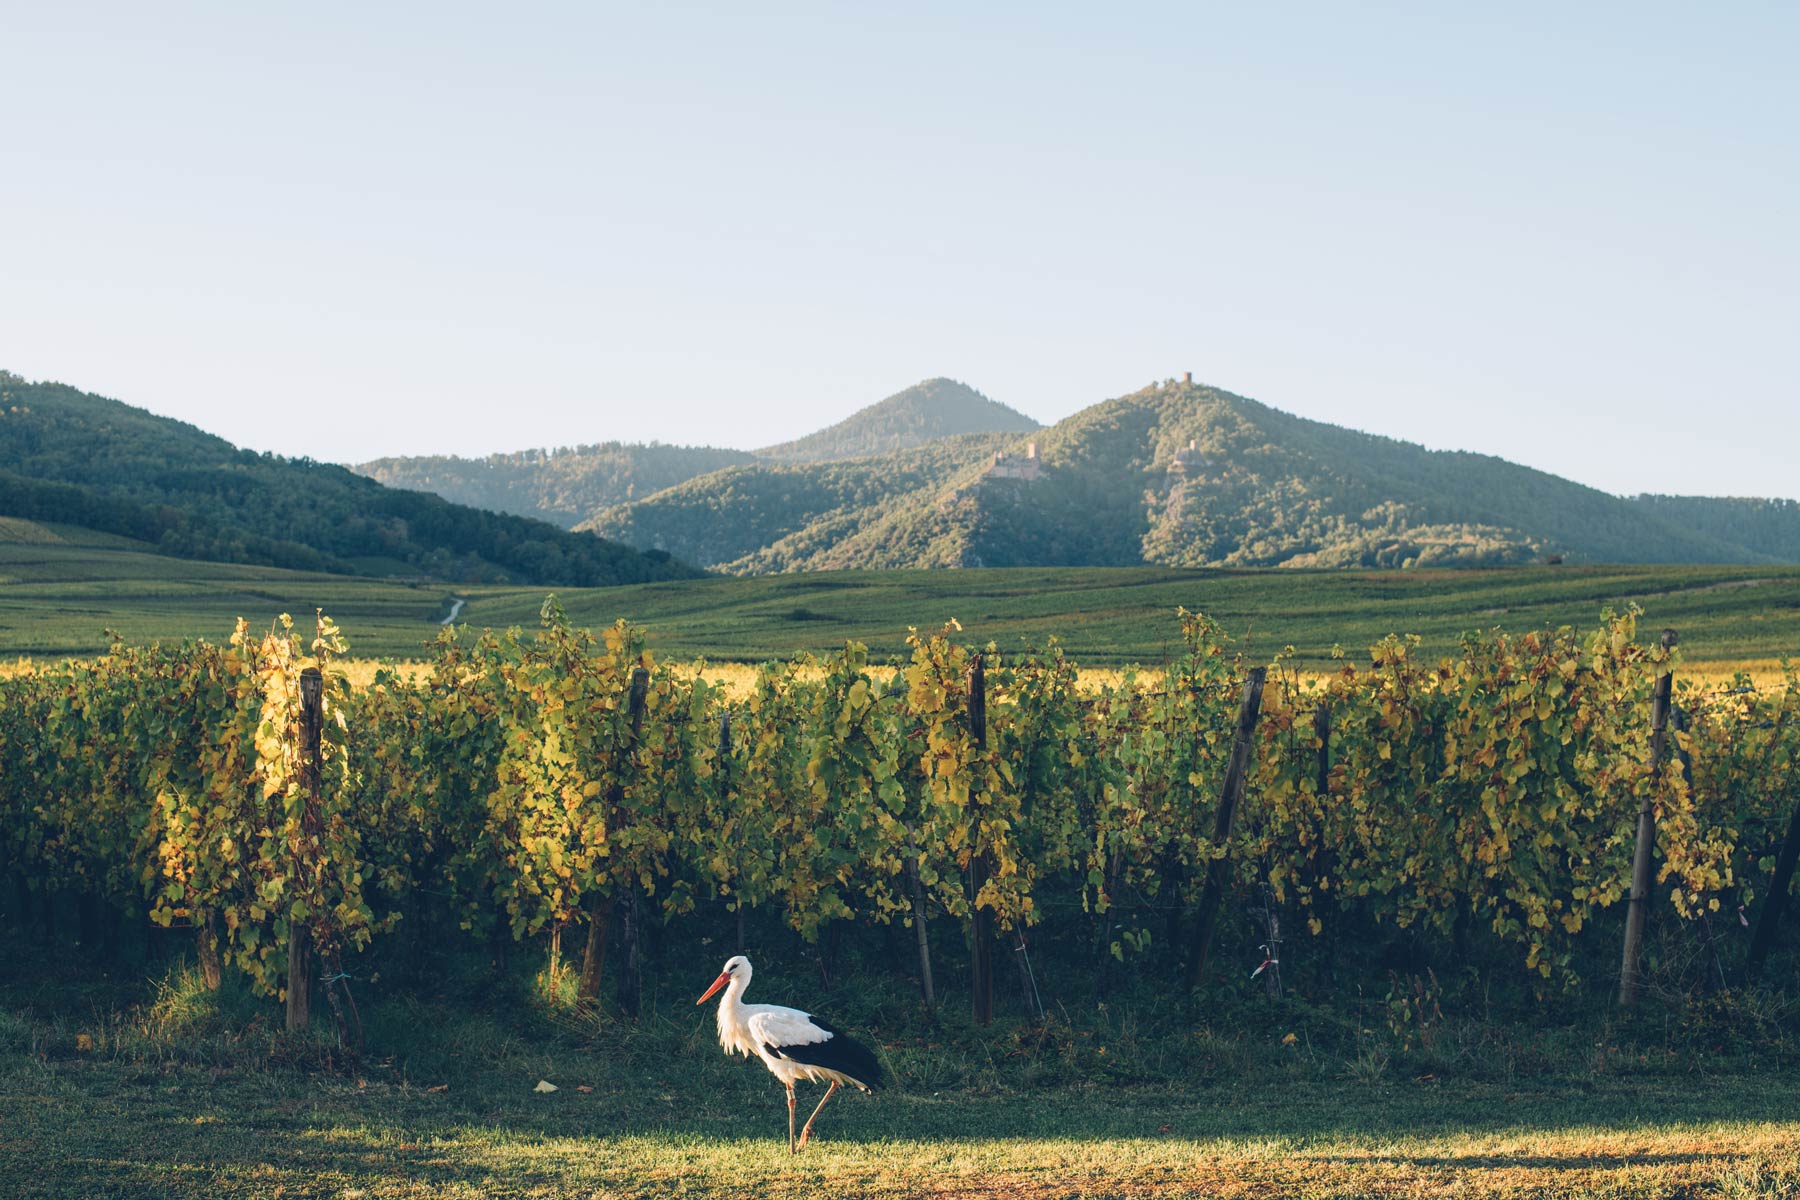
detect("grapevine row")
[1,603,1796,1029]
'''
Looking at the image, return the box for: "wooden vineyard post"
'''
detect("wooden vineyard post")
[1258,883,1283,1000]
[289,665,361,1049]
[579,666,650,1009]
[1749,788,1800,977]
[619,888,643,1019]
[719,710,749,955]
[196,909,223,991]
[967,655,994,1026]
[287,666,324,1034]
[617,665,651,1019]
[1618,628,1677,1008]
[904,822,936,1011]
[575,896,612,1004]
[1185,666,1269,991]
[1011,929,1045,1021]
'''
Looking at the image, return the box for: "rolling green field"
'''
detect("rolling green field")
[5,533,1800,669]
[514,563,1800,670]
[0,538,457,660]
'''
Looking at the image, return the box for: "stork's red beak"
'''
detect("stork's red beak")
[696,971,730,1005]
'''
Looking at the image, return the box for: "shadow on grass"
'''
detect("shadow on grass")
[12,1085,1800,1200]
[5,933,1800,1197]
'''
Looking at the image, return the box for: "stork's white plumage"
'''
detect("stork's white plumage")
[696,955,884,1153]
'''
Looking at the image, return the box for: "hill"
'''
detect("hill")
[897,378,1760,569]
[576,433,1011,571]
[349,377,1036,529]
[754,377,1039,462]
[0,372,698,587]
[587,377,1782,571]
[355,443,754,528]
[1630,495,1800,562]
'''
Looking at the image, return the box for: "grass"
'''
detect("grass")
[8,1061,1799,1198]
[4,532,1800,672]
[3,930,1799,1198]
[0,534,457,660]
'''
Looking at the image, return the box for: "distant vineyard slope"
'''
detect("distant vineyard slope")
[0,371,700,586]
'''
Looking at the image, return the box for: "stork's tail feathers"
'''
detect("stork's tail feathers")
[831,1032,885,1092]
[843,1034,886,1092]
[771,1016,887,1092]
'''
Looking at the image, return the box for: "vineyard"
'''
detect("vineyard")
[2,601,1798,1042]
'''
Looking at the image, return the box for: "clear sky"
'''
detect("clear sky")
[3,3,1794,497]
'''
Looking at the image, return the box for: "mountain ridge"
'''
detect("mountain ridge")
[576,432,1014,573]
[10,369,1795,581]
[351,377,1037,527]
[356,442,755,529]
[583,377,1794,571]
[0,371,698,587]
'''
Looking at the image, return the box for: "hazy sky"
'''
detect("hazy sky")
[4,3,1794,496]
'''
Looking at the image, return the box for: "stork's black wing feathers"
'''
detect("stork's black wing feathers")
[765,1014,886,1091]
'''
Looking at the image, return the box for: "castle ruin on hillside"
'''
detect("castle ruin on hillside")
[988,441,1042,481]
[1167,438,1212,474]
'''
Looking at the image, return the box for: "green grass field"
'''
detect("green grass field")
[9,1059,1797,1198]
[0,533,458,660]
[2,936,1797,1200]
[5,530,1800,670]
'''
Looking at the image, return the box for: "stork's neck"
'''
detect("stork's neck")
[715,973,755,1052]
[718,972,750,1016]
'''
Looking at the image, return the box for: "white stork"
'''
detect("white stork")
[696,955,885,1153]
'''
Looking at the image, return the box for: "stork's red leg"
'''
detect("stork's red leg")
[787,1084,797,1154]
[796,1080,840,1151]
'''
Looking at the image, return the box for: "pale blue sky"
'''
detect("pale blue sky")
[3,3,1794,496]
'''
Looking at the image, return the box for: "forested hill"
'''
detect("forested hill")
[576,433,1012,572]
[356,443,755,528]
[927,379,1755,569]
[754,378,1039,462]
[350,378,1034,528]
[0,373,698,586]
[1629,495,1800,563]
[585,378,1789,571]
